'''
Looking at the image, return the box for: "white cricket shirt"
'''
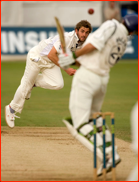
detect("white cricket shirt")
[29,31,80,68]
[77,19,128,76]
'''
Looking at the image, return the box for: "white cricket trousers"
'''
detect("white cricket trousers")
[10,52,64,113]
[69,66,109,129]
[127,101,138,181]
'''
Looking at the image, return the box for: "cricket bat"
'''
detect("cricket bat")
[54,17,66,53]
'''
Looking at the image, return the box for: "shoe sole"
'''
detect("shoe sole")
[97,158,121,177]
[5,106,14,129]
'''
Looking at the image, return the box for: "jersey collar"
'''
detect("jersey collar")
[112,19,128,36]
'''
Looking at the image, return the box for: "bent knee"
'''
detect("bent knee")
[54,81,64,90]
[40,80,64,90]
[46,80,64,90]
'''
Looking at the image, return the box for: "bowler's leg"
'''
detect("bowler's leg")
[10,53,40,113]
[5,53,40,128]
[35,65,64,90]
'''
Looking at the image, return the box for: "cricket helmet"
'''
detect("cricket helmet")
[123,14,138,33]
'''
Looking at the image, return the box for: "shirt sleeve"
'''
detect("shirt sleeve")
[53,33,71,54]
[87,20,117,51]
[53,37,62,54]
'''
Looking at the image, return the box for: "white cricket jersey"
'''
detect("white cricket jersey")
[77,19,128,76]
[29,31,80,68]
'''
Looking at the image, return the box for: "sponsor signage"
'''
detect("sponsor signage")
[1,27,138,59]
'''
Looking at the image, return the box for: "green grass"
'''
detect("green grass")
[102,61,138,141]
[1,60,138,142]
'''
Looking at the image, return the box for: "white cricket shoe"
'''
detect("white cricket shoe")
[97,155,121,176]
[5,105,20,128]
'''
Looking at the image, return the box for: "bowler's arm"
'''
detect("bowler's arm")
[47,46,76,76]
[47,46,60,67]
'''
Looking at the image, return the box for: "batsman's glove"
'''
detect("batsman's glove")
[58,49,75,69]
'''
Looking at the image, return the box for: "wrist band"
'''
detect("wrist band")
[72,52,77,59]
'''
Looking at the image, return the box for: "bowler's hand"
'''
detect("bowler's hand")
[64,68,76,76]
[58,49,75,69]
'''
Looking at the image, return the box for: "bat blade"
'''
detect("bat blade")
[54,17,66,53]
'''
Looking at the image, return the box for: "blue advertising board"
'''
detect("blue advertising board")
[1,27,138,59]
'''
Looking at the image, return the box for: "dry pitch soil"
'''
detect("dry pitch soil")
[1,127,137,181]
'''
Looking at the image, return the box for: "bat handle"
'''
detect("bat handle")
[61,45,65,54]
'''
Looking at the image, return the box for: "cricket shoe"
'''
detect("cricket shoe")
[5,105,20,128]
[97,154,121,177]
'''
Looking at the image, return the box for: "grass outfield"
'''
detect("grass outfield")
[1,60,138,142]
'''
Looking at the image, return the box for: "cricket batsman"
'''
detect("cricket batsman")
[58,14,138,176]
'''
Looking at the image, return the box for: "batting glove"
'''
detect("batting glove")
[58,49,75,69]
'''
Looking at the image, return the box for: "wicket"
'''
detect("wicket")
[93,112,116,181]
